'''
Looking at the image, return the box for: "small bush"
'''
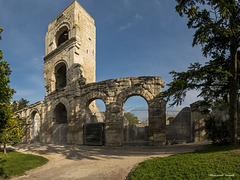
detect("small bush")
[205,115,230,144]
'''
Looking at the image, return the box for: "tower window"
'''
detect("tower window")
[55,62,66,90]
[56,26,69,47]
[57,30,68,46]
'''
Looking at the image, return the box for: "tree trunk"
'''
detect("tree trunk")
[229,23,238,146]
[3,143,7,154]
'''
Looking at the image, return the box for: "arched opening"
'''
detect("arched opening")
[31,111,40,142]
[123,96,149,145]
[53,103,67,144]
[56,26,69,47]
[84,99,106,145]
[54,103,67,124]
[55,62,66,90]
[86,99,106,123]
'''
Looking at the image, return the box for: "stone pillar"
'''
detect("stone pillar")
[104,104,123,146]
[148,99,166,146]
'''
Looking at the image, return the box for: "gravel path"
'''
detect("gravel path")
[12,141,210,180]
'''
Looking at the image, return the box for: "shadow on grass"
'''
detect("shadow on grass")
[194,142,240,154]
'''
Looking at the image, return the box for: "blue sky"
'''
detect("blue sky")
[0,0,207,115]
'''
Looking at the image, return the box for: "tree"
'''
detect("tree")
[204,99,230,144]
[18,98,29,110]
[162,1,240,145]
[0,27,15,142]
[0,103,12,137]
[0,117,25,154]
[11,100,18,113]
[0,27,15,104]
[11,98,29,112]
[124,112,139,125]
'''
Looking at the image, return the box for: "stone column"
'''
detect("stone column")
[104,104,123,146]
[148,99,166,146]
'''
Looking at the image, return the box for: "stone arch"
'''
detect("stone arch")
[54,60,67,90]
[82,91,108,124]
[29,108,42,122]
[51,97,71,122]
[87,99,106,123]
[105,87,166,146]
[83,91,108,107]
[56,24,70,47]
[117,87,154,107]
[30,109,41,142]
[51,98,69,144]
[54,103,67,124]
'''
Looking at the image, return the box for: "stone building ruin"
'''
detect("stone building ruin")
[17,1,167,146]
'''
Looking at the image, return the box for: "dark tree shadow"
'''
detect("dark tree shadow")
[14,141,211,161]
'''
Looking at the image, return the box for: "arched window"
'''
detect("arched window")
[56,26,69,47]
[54,103,67,124]
[55,62,66,90]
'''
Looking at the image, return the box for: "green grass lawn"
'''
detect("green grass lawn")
[129,145,240,180]
[0,150,48,179]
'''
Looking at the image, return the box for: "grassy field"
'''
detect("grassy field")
[129,145,240,180]
[0,150,48,179]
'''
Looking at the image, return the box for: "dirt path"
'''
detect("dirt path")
[12,141,210,180]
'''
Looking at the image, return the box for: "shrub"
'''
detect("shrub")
[205,115,230,144]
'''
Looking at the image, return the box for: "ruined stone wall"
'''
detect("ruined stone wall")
[166,107,192,143]
[166,105,207,144]
[74,76,166,146]
[15,101,44,144]
[19,76,165,146]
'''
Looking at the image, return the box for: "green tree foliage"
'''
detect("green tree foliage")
[0,103,12,135]
[0,27,22,154]
[0,117,25,154]
[0,27,15,133]
[204,100,230,144]
[18,98,29,110]
[124,112,139,125]
[11,101,18,113]
[11,98,29,112]
[0,27,15,103]
[162,0,240,145]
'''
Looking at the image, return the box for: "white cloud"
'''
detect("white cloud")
[13,89,35,97]
[119,13,143,31]
[119,22,133,31]
[135,13,143,20]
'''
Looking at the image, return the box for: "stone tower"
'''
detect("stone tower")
[44,0,96,95]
